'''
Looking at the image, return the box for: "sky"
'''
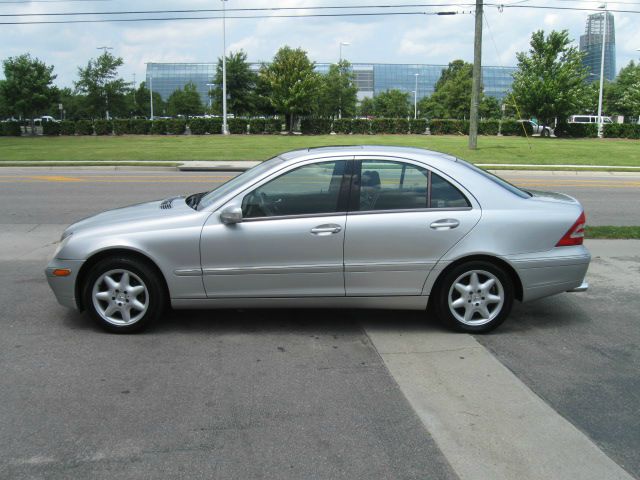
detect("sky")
[0,0,638,88]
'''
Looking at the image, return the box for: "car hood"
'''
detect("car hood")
[63,197,192,236]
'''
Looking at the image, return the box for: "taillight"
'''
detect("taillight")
[556,211,586,247]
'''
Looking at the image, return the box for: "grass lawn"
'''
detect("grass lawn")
[0,135,639,165]
[585,226,640,239]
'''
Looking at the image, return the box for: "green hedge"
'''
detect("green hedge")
[227,118,247,134]
[410,119,427,134]
[131,119,151,135]
[94,120,112,136]
[166,118,187,135]
[248,118,266,134]
[478,119,500,136]
[75,120,93,136]
[60,121,76,135]
[113,119,131,135]
[554,123,597,138]
[429,119,469,135]
[265,118,283,134]
[394,118,410,134]
[300,118,332,135]
[150,119,167,135]
[0,121,22,136]
[333,118,352,134]
[351,118,370,134]
[42,122,61,136]
[604,123,640,139]
[188,117,222,134]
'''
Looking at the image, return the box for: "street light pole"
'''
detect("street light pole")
[338,42,350,120]
[206,83,215,110]
[597,4,607,138]
[221,0,229,135]
[148,63,154,120]
[97,46,113,120]
[414,73,420,119]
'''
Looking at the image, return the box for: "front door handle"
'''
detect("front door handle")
[430,219,460,230]
[311,224,342,235]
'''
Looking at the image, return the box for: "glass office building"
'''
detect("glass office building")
[146,62,516,106]
[580,12,616,82]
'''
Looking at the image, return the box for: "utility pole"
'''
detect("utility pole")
[221,0,229,135]
[97,46,113,120]
[468,0,483,150]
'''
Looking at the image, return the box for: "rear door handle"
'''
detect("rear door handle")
[430,219,460,230]
[311,224,342,235]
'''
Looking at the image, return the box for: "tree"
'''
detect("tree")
[0,54,58,129]
[212,50,258,116]
[316,60,358,118]
[510,30,589,125]
[357,97,375,117]
[479,96,501,119]
[260,46,321,131]
[75,51,130,119]
[167,82,203,117]
[373,89,410,118]
[125,81,165,118]
[606,61,640,119]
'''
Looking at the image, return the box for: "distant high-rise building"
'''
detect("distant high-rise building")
[580,12,616,82]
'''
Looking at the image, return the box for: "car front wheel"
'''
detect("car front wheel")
[434,261,514,333]
[83,256,165,333]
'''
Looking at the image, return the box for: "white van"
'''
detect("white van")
[568,115,613,124]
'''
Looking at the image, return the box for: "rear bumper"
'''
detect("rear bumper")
[505,245,591,302]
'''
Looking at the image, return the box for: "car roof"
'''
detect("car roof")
[278,145,459,164]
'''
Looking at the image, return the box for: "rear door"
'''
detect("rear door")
[343,158,481,296]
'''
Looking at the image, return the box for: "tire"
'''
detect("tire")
[83,256,166,333]
[541,128,550,138]
[433,261,514,333]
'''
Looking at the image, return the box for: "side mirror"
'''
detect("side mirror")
[220,206,243,225]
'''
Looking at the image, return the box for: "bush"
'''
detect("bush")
[604,123,640,139]
[300,118,332,135]
[478,119,500,136]
[166,118,187,135]
[228,117,248,134]
[368,118,391,134]
[129,119,151,135]
[554,122,597,138]
[60,121,76,135]
[333,118,352,134]
[410,119,427,134]
[150,119,167,135]
[264,118,283,134]
[189,117,207,135]
[42,121,61,136]
[394,118,410,134]
[75,120,94,136]
[112,119,130,135]
[351,118,370,134]
[429,119,469,135]
[248,118,266,134]
[0,121,22,136]
[94,120,112,136]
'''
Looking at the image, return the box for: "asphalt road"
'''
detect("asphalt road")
[0,168,638,225]
[1,168,639,479]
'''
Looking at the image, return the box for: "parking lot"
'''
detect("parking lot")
[0,169,638,479]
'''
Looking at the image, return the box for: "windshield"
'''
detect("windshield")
[197,157,284,210]
[456,158,531,199]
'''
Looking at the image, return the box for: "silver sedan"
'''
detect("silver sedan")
[45,146,590,333]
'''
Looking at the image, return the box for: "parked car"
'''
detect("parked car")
[517,119,555,137]
[46,146,590,333]
[568,115,613,124]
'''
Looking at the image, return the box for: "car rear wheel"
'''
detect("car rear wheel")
[83,256,165,333]
[434,261,513,333]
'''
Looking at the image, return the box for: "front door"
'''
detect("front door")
[344,159,481,296]
[200,159,350,298]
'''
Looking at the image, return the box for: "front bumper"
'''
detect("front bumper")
[45,259,84,310]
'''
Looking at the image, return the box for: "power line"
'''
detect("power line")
[0,10,471,25]
[0,3,478,16]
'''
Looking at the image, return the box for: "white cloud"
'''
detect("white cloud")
[0,0,638,86]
